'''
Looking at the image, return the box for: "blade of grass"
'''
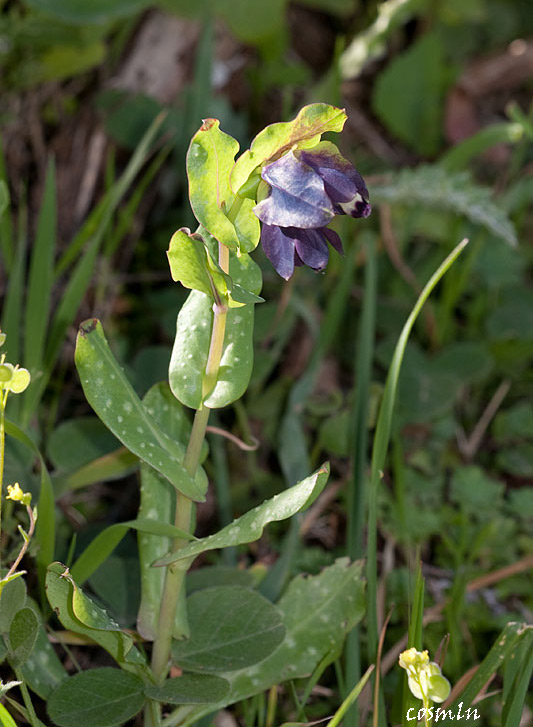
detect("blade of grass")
[55,111,167,276]
[366,238,469,659]
[344,232,377,727]
[24,112,168,423]
[327,664,375,727]
[402,559,424,727]
[365,239,469,727]
[0,139,14,271]
[22,159,57,424]
[2,195,28,424]
[436,622,532,727]
[501,629,533,727]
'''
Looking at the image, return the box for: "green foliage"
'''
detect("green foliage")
[145,674,230,705]
[168,247,262,409]
[171,586,285,673]
[230,103,347,193]
[24,0,150,24]
[46,563,145,668]
[47,668,146,727]
[373,165,518,246]
[373,32,451,156]
[75,319,207,501]
[155,464,330,567]
[177,559,365,725]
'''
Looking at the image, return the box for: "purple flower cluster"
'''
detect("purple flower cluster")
[253,142,371,279]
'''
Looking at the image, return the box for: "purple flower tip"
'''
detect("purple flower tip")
[253,142,370,279]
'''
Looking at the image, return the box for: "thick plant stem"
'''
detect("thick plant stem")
[150,241,231,688]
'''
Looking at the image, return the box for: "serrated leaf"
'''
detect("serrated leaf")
[169,249,262,410]
[174,559,365,726]
[372,165,517,246]
[155,464,329,567]
[8,608,38,667]
[231,103,347,193]
[145,674,230,704]
[172,586,285,673]
[47,668,145,727]
[45,563,145,667]
[75,319,207,501]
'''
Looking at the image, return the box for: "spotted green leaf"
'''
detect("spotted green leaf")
[169,249,262,409]
[45,563,145,667]
[170,559,365,726]
[75,319,207,501]
[145,674,230,705]
[47,668,145,727]
[187,119,259,253]
[230,103,347,194]
[155,464,329,567]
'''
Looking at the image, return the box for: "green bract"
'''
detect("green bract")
[230,103,348,195]
[187,119,259,253]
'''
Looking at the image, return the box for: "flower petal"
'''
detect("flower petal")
[290,228,330,271]
[260,224,296,280]
[323,227,344,255]
[298,142,371,218]
[255,152,334,228]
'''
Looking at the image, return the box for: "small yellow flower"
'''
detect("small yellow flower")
[398,648,451,705]
[6,483,32,507]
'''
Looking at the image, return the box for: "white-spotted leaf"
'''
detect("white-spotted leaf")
[155,464,329,567]
[169,248,262,410]
[75,319,207,501]
[45,563,144,667]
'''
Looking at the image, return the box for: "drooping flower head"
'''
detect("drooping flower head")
[253,141,371,279]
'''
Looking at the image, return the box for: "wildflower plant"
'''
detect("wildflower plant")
[21,104,370,727]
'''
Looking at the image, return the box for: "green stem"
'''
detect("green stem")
[0,391,7,570]
[14,668,39,727]
[150,238,232,690]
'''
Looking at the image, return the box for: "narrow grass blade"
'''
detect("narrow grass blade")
[0,139,14,270]
[402,561,424,727]
[24,159,56,372]
[22,159,57,425]
[327,665,375,727]
[436,622,532,727]
[55,111,166,276]
[1,199,27,366]
[366,238,469,661]
[70,517,196,586]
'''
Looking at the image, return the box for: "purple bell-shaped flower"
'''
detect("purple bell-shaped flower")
[253,141,371,279]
